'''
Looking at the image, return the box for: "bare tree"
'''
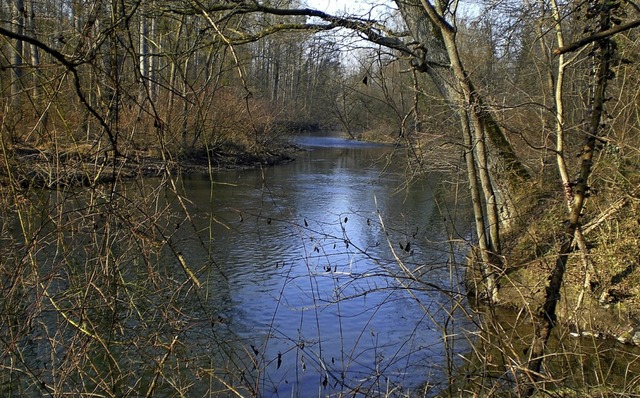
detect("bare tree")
[9,0,25,111]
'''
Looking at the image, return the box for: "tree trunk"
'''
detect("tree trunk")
[149,11,158,101]
[168,16,186,120]
[393,0,530,300]
[394,0,528,235]
[439,28,503,256]
[139,11,149,91]
[460,109,499,302]
[525,2,613,393]
[10,0,25,111]
[26,0,45,140]
[27,0,40,100]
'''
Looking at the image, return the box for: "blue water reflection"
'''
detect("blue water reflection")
[177,135,474,397]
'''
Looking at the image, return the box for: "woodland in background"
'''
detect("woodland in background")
[2,0,640,396]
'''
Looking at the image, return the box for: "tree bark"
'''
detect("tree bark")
[139,11,149,90]
[395,0,529,234]
[393,0,532,300]
[10,0,25,110]
[27,0,40,101]
[460,109,499,302]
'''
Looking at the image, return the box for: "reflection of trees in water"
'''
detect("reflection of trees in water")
[176,146,476,396]
[457,305,640,396]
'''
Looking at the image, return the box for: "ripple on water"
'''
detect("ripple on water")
[174,135,473,397]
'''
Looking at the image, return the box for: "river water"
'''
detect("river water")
[168,134,476,396]
[150,134,640,397]
[2,134,478,397]
[8,134,638,396]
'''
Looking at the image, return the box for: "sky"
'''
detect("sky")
[304,0,480,18]
[300,0,391,68]
[304,0,365,14]
[303,0,396,18]
[302,0,402,32]
[300,0,481,68]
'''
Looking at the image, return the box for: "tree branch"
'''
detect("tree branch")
[250,4,414,54]
[220,23,341,44]
[554,18,640,55]
[176,1,415,56]
[0,26,80,67]
[0,26,119,154]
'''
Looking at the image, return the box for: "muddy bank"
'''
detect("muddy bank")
[1,143,298,189]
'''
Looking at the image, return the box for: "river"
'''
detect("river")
[168,134,476,397]
[2,134,478,397]
[6,134,637,397]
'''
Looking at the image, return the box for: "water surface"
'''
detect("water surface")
[172,134,474,396]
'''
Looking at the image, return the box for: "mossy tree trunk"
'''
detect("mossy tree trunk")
[395,0,531,300]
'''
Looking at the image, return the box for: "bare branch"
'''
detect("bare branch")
[0,26,120,154]
[177,1,415,55]
[554,18,640,55]
[0,26,80,67]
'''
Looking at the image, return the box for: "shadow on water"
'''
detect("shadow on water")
[451,304,640,396]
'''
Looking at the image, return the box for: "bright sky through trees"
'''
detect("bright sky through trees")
[304,0,400,19]
[305,0,480,18]
[304,0,366,14]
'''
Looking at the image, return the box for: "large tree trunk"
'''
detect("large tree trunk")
[395,0,529,231]
[394,0,531,300]
[460,109,499,302]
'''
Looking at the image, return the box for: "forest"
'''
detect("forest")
[2,0,640,396]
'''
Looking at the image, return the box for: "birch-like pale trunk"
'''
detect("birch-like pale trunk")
[26,0,40,101]
[394,0,526,300]
[525,2,613,393]
[139,12,149,90]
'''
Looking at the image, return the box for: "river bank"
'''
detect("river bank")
[0,141,299,189]
[467,172,640,347]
